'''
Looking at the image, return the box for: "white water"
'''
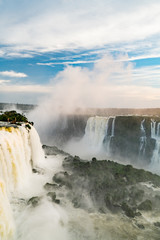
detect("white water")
[104,117,116,156]
[150,120,160,171]
[64,116,109,159]
[139,119,147,157]
[13,154,71,240]
[111,117,116,137]
[65,116,117,159]
[83,116,109,150]
[0,124,44,240]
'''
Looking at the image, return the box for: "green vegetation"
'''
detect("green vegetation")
[51,155,160,218]
[0,110,28,123]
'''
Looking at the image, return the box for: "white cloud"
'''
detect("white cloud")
[6,52,33,58]
[0,0,160,55]
[0,70,27,78]
[0,79,10,84]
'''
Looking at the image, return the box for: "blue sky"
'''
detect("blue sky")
[0,0,160,107]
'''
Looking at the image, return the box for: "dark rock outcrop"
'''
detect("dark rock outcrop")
[138,199,152,211]
[27,196,41,207]
[44,182,59,191]
[52,155,160,218]
[42,145,69,156]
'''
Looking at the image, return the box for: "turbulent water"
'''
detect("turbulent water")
[1,119,160,240]
[0,123,44,239]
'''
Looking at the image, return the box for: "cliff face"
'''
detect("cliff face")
[45,114,160,166]
[107,116,157,164]
[45,114,89,146]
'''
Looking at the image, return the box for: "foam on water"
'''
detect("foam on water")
[0,124,45,239]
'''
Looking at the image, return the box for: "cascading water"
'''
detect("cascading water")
[0,180,14,240]
[0,123,44,240]
[139,119,147,157]
[64,116,116,159]
[151,120,160,166]
[83,116,109,148]
[104,117,116,155]
[80,116,109,157]
[111,117,116,137]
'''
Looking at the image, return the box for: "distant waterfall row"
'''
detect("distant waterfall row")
[82,116,160,167]
[0,124,44,240]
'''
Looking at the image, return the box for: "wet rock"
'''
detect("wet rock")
[135,211,142,217]
[136,224,145,229]
[154,222,160,228]
[42,145,69,156]
[54,199,60,204]
[47,192,60,204]
[138,199,152,211]
[32,168,38,173]
[27,196,41,207]
[47,192,56,201]
[72,198,80,208]
[53,172,72,189]
[44,183,59,191]
[92,157,97,162]
[121,202,135,218]
[32,167,44,174]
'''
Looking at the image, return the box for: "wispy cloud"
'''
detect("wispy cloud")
[132,65,160,87]
[37,60,97,66]
[6,52,33,58]
[0,70,27,78]
[0,1,160,56]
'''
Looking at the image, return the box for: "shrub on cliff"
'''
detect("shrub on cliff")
[0,110,28,122]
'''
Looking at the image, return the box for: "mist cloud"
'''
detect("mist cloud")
[31,54,132,114]
[25,56,136,135]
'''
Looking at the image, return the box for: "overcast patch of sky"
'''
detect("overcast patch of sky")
[0,0,160,53]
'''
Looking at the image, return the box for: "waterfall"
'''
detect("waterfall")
[151,120,156,139]
[151,120,160,165]
[104,117,116,155]
[83,116,109,149]
[0,123,44,240]
[139,119,147,157]
[0,180,15,240]
[77,116,116,158]
[111,117,116,137]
